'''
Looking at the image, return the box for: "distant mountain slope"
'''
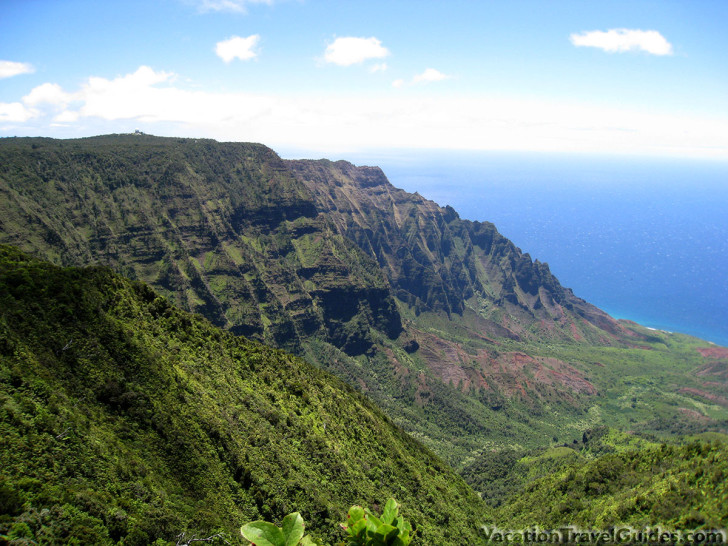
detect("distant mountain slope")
[0,245,487,544]
[489,436,728,530]
[288,158,621,342]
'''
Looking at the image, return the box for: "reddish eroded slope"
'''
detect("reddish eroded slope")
[409,327,597,403]
[678,388,728,408]
[697,346,728,360]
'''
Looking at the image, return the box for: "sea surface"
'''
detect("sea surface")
[345,150,728,347]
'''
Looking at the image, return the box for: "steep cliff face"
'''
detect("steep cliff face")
[0,136,620,351]
[0,136,400,354]
[288,159,620,343]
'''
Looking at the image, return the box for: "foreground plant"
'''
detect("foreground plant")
[240,499,412,546]
[341,498,413,546]
[240,511,318,546]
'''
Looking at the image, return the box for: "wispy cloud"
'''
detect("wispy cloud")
[216,35,260,62]
[570,29,673,56]
[195,0,272,13]
[7,66,728,159]
[0,60,35,79]
[324,37,389,67]
[412,68,450,83]
[393,68,451,88]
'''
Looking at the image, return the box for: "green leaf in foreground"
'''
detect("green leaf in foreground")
[241,513,316,546]
[340,499,412,546]
[240,521,285,546]
[282,513,306,546]
[240,500,411,546]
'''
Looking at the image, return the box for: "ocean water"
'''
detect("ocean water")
[347,150,728,347]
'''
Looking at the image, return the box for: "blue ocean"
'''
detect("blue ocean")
[348,150,728,347]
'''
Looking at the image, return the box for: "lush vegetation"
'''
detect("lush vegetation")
[3,135,725,472]
[2,135,727,540]
[489,434,728,530]
[0,246,486,544]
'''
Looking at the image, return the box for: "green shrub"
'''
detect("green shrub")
[240,499,413,546]
[341,498,412,546]
[240,511,318,546]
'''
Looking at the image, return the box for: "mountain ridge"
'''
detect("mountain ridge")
[288,157,624,341]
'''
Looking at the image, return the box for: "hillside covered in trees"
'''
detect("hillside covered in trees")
[0,246,485,544]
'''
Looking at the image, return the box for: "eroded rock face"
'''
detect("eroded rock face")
[0,136,401,355]
[288,158,619,342]
[0,135,621,356]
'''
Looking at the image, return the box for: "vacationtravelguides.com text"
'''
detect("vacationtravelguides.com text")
[481,525,726,544]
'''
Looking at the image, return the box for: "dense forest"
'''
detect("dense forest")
[0,246,485,544]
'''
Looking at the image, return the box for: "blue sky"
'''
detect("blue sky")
[1,0,727,159]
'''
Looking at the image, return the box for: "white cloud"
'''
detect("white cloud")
[23,83,73,106]
[369,63,388,73]
[54,110,80,123]
[324,37,389,66]
[41,66,276,127]
[196,0,272,13]
[3,65,727,160]
[216,35,260,63]
[0,60,35,79]
[77,66,208,121]
[570,29,673,56]
[412,68,450,83]
[0,102,37,122]
[393,68,451,88]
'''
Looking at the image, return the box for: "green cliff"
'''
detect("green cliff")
[0,136,399,355]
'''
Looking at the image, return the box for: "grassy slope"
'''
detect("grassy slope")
[0,245,487,545]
